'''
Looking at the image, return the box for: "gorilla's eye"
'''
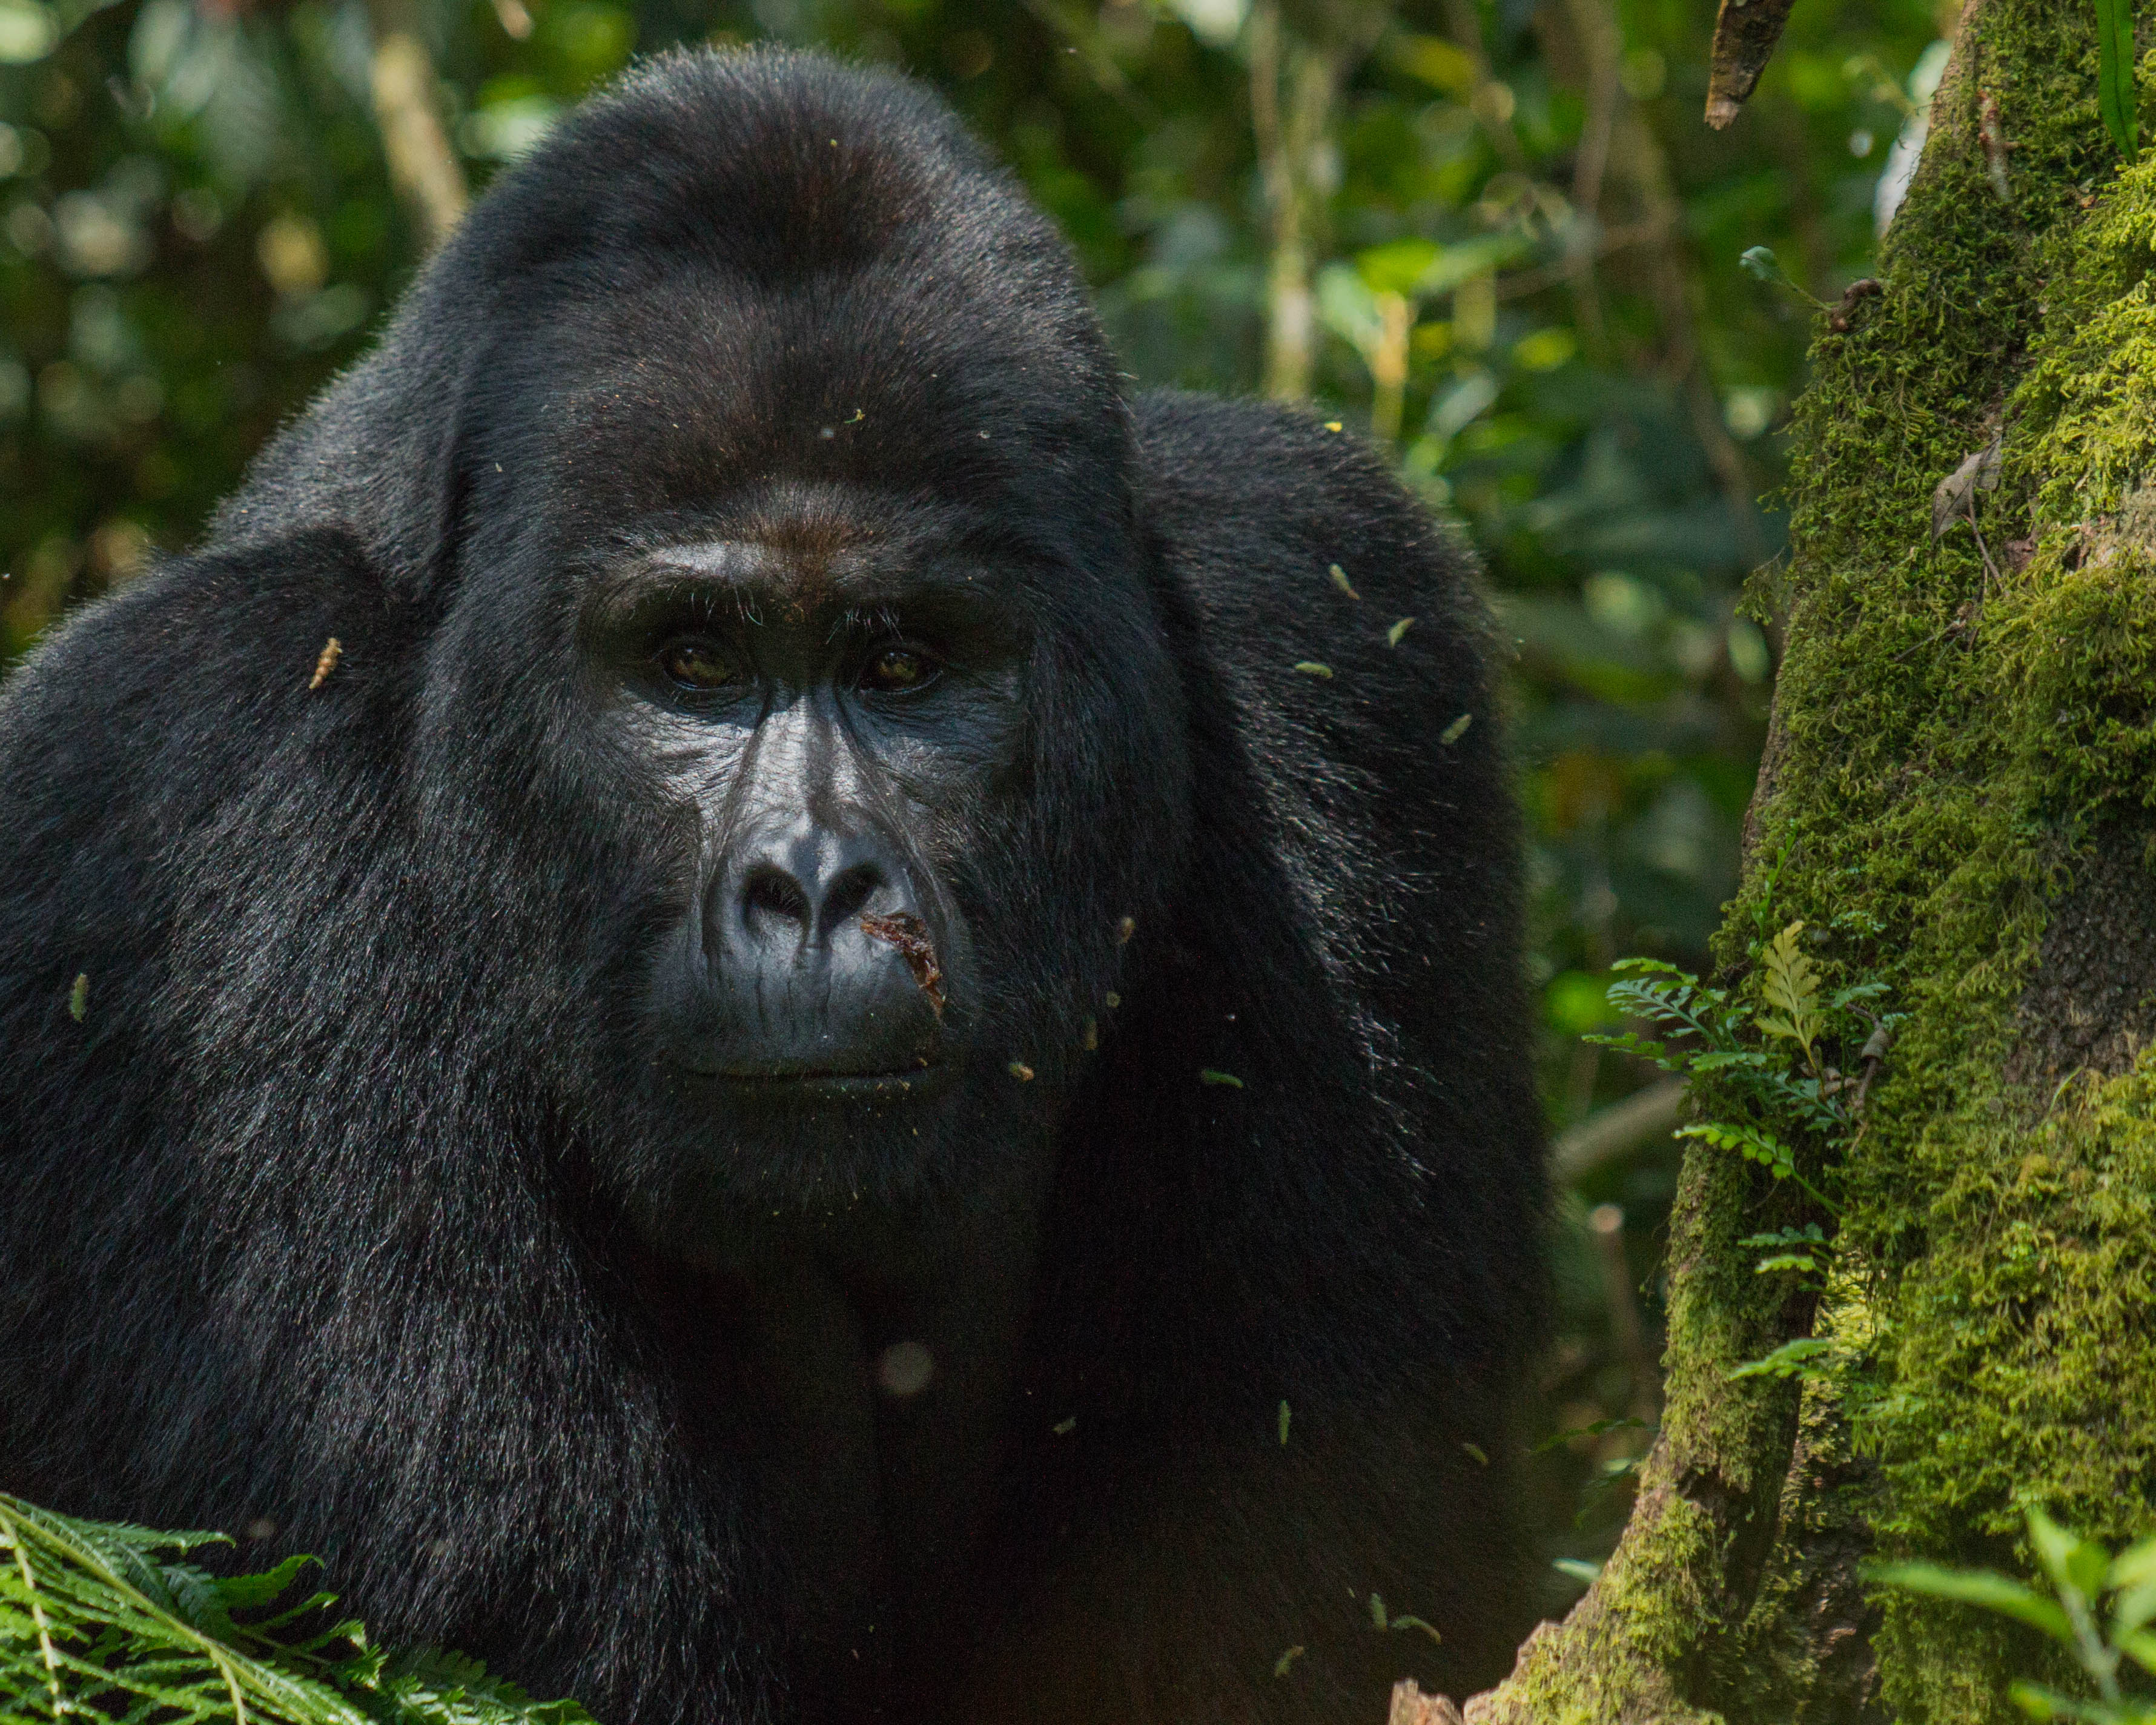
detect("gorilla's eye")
[658,638,741,690]
[859,644,939,695]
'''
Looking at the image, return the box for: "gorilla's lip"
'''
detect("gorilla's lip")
[667,1059,954,1100]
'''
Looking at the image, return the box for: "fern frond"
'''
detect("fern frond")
[0,1495,592,1725]
[1757,920,1824,1065]
[1677,1119,1797,1179]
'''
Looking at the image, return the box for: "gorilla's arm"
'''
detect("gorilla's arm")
[984,392,1546,1721]
[0,535,784,1725]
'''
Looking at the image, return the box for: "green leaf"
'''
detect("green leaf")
[1728,1336,1832,1380]
[2007,1678,2138,1722]
[215,1553,320,1614]
[1866,1560,2075,1644]
[1199,1069,1243,1088]
[1739,1225,1828,1249]
[2109,1532,2156,1595]
[1609,957,1693,979]
[2114,1536,2156,1638]
[2027,1505,2108,1604]
[1532,1415,1653,1454]
[0,1493,592,1724]
[1677,1119,1797,1179]
[1689,1050,1776,1071]
[2117,1624,2156,1674]
[1757,921,1822,1062]
[2097,0,2140,159]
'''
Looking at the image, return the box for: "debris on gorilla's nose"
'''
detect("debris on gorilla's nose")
[859,909,945,1016]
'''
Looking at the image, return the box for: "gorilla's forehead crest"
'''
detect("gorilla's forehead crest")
[220,46,1133,594]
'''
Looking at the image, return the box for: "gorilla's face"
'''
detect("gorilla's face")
[564,497,1068,1243]
[585,522,1024,1099]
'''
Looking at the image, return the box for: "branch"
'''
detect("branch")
[363,0,468,253]
[1550,1076,1687,1184]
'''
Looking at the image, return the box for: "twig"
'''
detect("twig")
[362,0,468,251]
[1560,0,1625,350]
[1494,219,1669,301]
[1968,505,2002,590]
[1552,1076,1688,1184]
[1250,3,1343,402]
[1439,0,1530,174]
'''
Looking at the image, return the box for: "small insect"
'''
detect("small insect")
[309,637,343,690]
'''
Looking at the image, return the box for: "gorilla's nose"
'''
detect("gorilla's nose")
[738,841,886,949]
[710,824,947,1081]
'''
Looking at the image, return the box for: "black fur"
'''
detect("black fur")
[0,48,1546,1724]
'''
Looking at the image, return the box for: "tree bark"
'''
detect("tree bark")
[1467,0,2156,1716]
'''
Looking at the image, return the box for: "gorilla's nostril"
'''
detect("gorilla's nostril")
[741,866,812,933]
[818,861,884,932]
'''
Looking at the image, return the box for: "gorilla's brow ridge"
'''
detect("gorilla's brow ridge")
[588,539,1001,632]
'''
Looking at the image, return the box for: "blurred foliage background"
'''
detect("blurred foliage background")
[0,0,1951,1610]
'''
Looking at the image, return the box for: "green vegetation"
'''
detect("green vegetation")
[0,1494,590,1723]
[1469,0,2156,1713]
[1876,1508,2156,1722]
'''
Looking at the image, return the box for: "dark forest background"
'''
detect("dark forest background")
[0,0,1949,1607]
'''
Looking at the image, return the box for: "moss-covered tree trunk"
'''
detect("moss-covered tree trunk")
[1466,2,2156,1718]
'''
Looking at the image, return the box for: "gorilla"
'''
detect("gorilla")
[0,47,1545,1725]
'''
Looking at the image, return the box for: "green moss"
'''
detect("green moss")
[1735,2,2156,1718]
[1483,1472,1724,1725]
[1476,2,2156,1715]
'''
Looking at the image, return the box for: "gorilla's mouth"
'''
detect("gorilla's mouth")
[725,1067,945,1093]
[669,1059,957,1102]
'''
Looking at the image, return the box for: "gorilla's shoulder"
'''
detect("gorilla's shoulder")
[0,528,408,884]
[1132,388,1492,708]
